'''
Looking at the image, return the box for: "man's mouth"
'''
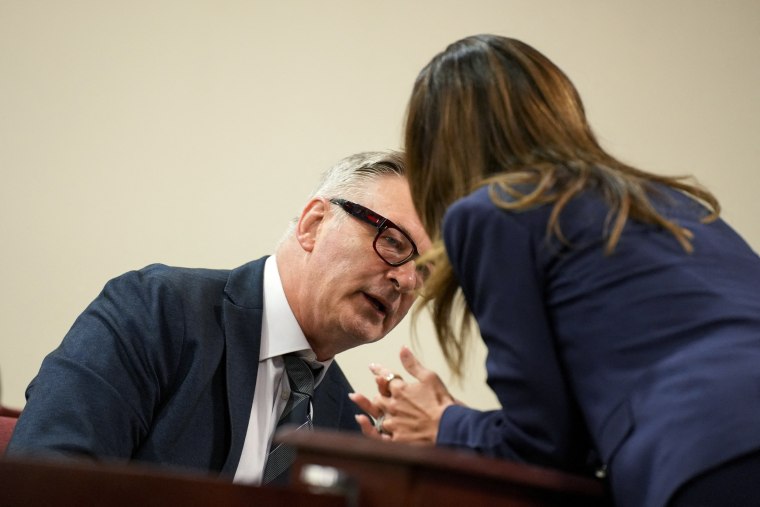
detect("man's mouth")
[364,293,388,316]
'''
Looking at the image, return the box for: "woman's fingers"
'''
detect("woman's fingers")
[354,414,383,439]
[349,393,394,439]
[348,392,382,419]
[369,362,405,396]
[400,345,430,381]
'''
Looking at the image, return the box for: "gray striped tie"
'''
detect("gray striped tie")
[261,354,320,484]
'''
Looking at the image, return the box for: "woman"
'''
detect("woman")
[351,35,760,507]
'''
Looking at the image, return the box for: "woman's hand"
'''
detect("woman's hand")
[348,390,392,441]
[349,346,459,444]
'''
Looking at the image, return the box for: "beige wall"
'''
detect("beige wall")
[1,0,758,410]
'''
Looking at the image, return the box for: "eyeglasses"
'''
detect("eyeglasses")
[329,198,419,267]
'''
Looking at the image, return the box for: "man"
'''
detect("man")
[7,151,431,485]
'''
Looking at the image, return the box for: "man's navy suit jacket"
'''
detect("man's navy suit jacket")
[8,257,361,476]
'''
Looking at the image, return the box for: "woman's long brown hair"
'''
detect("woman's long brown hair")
[405,35,719,376]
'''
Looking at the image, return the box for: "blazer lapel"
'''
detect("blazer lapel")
[219,257,267,476]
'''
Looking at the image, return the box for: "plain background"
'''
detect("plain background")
[1,1,758,411]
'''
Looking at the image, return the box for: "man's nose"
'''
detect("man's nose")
[388,261,418,293]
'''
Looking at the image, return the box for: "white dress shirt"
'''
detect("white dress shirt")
[232,256,331,484]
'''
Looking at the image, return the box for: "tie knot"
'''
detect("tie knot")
[283,354,321,396]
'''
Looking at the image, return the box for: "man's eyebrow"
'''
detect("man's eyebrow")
[385,216,416,242]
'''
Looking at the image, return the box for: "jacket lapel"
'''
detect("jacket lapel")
[219,257,267,476]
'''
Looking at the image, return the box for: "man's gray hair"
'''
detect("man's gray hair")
[280,150,405,240]
[308,150,405,201]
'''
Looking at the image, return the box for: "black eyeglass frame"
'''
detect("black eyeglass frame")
[329,198,419,267]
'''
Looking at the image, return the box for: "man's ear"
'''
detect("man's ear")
[296,197,328,252]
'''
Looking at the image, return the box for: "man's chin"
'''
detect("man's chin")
[346,324,387,348]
